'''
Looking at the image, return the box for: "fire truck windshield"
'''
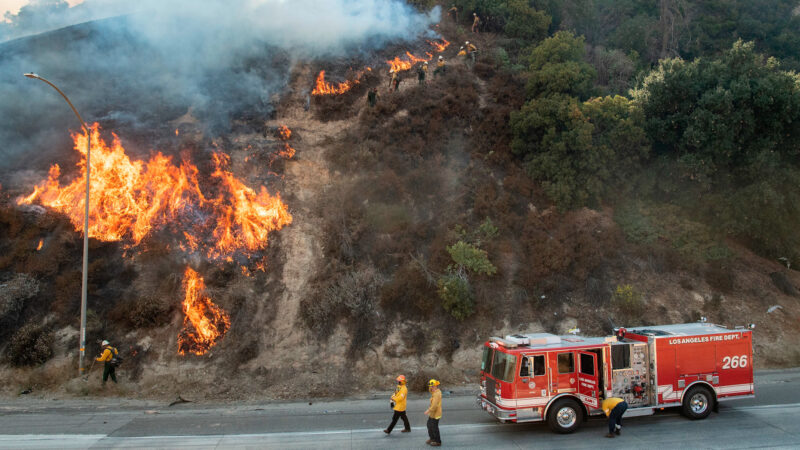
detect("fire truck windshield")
[490,352,517,382]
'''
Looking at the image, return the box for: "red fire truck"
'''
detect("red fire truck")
[477,322,754,433]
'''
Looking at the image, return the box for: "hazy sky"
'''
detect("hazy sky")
[1,0,83,19]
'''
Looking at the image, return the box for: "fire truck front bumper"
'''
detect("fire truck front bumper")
[476,395,517,421]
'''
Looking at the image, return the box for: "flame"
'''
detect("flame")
[207,153,292,259]
[277,125,291,140]
[36,239,43,251]
[178,267,230,356]
[427,39,450,53]
[386,40,451,73]
[18,124,292,260]
[175,129,179,136]
[276,125,295,159]
[312,70,359,95]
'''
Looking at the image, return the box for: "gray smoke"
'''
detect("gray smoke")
[0,0,440,178]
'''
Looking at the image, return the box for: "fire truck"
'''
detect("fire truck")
[477,322,754,433]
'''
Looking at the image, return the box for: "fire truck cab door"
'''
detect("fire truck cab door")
[577,351,600,409]
[516,354,548,405]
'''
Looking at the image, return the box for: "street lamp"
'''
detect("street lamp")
[24,73,91,377]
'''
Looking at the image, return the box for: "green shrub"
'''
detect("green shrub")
[612,284,645,319]
[447,241,497,276]
[437,273,474,321]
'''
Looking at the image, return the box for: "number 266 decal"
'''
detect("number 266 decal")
[722,355,748,369]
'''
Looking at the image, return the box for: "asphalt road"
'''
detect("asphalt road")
[0,368,798,449]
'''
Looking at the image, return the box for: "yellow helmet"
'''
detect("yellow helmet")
[428,379,440,387]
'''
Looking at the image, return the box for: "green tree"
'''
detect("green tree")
[523,31,596,99]
[633,41,800,260]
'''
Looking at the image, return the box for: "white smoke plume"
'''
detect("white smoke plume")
[0,0,440,177]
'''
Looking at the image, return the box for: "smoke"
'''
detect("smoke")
[0,0,440,177]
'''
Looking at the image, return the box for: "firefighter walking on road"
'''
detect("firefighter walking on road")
[96,340,119,386]
[602,396,628,438]
[424,379,442,446]
[384,375,411,434]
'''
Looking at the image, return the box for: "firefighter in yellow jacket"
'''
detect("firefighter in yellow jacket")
[384,375,411,434]
[96,340,119,386]
[602,396,628,438]
[424,379,442,446]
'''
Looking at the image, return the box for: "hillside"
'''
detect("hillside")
[1,1,799,400]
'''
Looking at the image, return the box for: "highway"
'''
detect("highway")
[0,368,798,449]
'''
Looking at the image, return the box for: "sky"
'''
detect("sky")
[1,0,82,19]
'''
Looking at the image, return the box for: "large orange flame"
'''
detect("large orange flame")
[18,124,292,260]
[386,40,450,73]
[311,68,372,96]
[178,267,230,356]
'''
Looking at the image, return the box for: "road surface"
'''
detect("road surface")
[0,368,798,449]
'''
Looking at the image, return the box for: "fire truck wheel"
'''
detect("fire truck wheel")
[682,385,715,420]
[547,398,583,434]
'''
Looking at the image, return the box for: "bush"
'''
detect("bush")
[611,284,645,320]
[110,294,173,329]
[7,323,53,367]
[437,272,474,321]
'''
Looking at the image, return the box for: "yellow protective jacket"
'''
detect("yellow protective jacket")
[96,347,117,362]
[391,384,408,411]
[467,43,477,53]
[427,389,442,419]
[457,49,467,57]
[602,397,624,417]
[437,60,446,68]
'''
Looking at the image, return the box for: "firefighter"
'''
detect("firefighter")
[417,62,427,85]
[602,396,628,438]
[96,340,119,386]
[434,56,446,78]
[471,13,480,33]
[466,41,478,64]
[384,375,411,434]
[424,379,442,446]
[367,87,379,107]
[457,46,467,63]
[448,4,458,22]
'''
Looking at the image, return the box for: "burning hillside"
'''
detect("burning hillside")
[18,124,292,261]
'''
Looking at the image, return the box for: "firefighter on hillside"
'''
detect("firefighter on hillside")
[384,375,411,434]
[424,379,442,446]
[434,56,446,78]
[466,41,478,65]
[602,396,628,438]
[417,62,427,85]
[472,13,480,33]
[96,340,119,386]
[448,5,458,22]
[457,46,467,63]
[367,87,379,107]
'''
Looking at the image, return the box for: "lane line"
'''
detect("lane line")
[0,402,797,443]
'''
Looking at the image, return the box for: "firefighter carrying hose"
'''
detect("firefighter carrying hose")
[96,340,119,386]
[602,396,628,438]
[424,379,442,446]
[384,375,411,434]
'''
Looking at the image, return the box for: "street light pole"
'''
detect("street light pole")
[24,73,91,378]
